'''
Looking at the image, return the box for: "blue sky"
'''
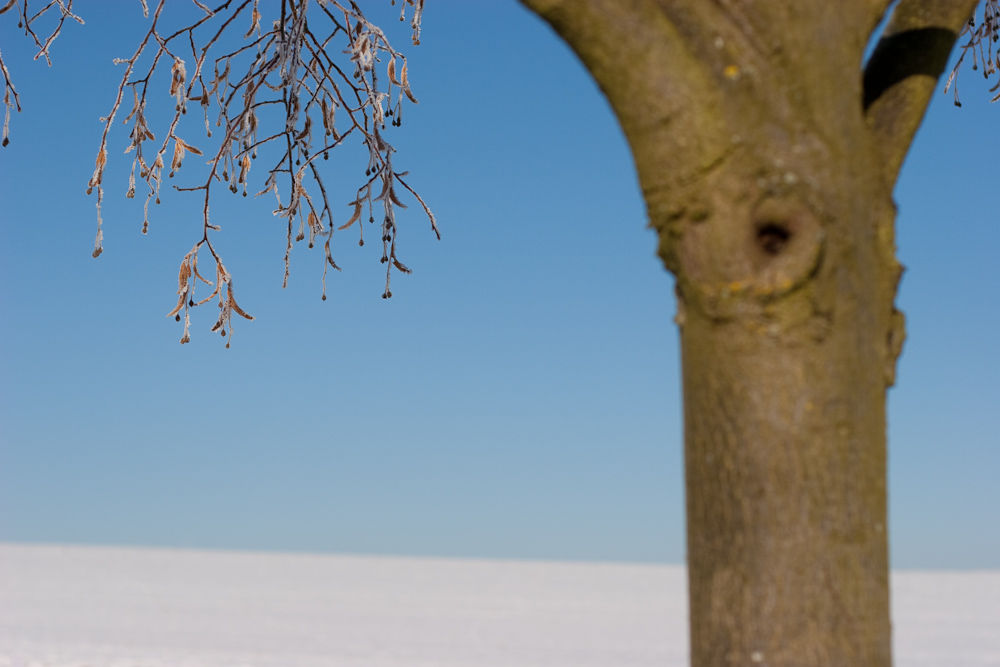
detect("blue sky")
[0,1,996,569]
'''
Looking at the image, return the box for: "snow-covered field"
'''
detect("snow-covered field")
[0,544,996,667]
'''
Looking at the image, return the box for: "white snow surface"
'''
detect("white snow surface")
[0,544,996,667]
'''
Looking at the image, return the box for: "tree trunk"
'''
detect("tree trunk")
[679,245,894,666]
[520,0,976,665]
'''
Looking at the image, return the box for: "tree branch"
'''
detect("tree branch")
[863,0,978,188]
[518,0,733,229]
[82,0,434,344]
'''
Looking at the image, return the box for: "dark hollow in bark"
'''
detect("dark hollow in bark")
[755,223,792,255]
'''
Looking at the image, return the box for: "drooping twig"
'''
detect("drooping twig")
[1,0,84,146]
[944,0,1000,105]
[87,0,434,345]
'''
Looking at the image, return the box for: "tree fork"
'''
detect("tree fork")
[521,0,976,664]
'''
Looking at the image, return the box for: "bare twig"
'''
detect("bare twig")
[944,0,1000,105]
[86,0,434,344]
[1,0,83,146]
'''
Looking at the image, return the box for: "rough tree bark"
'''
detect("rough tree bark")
[520,1,977,665]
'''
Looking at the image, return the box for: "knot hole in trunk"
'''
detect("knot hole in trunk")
[744,198,824,296]
[756,222,792,255]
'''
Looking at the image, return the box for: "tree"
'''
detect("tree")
[518,1,992,665]
[1,1,994,665]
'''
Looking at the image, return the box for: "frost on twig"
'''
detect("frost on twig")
[167,243,252,348]
[944,0,1000,106]
[88,0,435,345]
[0,0,84,147]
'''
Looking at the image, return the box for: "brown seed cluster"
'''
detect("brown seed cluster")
[77,0,435,345]
[944,0,1000,105]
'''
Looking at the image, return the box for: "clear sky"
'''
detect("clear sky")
[0,1,996,569]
